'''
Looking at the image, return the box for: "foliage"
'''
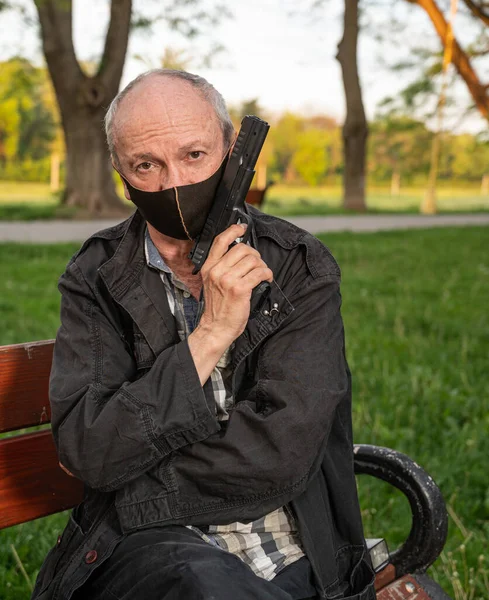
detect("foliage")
[0,57,58,160]
[0,57,60,181]
[447,133,489,180]
[267,112,340,184]
[368,116,433,182]
[0,228,488,598]
[0,157,53,182]
[290,129,330,185]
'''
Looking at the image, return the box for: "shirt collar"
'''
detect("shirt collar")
[144,228,172,274]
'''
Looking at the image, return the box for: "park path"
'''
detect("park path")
[0,213,488,242]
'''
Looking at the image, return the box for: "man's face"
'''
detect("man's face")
[114,77,226,196]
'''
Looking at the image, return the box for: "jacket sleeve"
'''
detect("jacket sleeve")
[168,267,351,516]
[49,260,220,492]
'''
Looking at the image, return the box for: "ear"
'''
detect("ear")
[228,131,238,156]
[121,179,131,202]
[112,158,132,202]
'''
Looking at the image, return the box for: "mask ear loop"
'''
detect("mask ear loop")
[173,186,193,241]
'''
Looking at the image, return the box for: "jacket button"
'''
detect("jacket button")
[57,535,62,546]
[85,550,98,564]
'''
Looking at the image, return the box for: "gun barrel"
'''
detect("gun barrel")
[189,116,269,273]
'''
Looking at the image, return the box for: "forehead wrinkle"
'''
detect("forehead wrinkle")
[116,80,216,134]
[118,121,220,163]
[116,111,218,150]
[113,78,223,162]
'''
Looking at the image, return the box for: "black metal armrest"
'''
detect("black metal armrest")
[353,444,448,577]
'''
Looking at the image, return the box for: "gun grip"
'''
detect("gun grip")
[250,281,271,318]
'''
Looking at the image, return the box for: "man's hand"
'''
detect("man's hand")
[188,224,273,385]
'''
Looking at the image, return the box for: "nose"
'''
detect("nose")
[160,163,188,190]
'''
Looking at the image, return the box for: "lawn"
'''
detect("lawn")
[1,181,489,219]
[0,228,488,599]
[264,184,489,215]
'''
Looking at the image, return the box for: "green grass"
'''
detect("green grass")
[0,183,65,220]
[265,184,489,215]
[1,181,489,219]
[0,182,55,204]
[1,228,488,598]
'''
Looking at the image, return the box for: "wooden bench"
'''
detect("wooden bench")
[0,340,83,529]
[245,185,273,208]
[0,340,450,598]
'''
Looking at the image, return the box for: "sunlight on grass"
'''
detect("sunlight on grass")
[265,184,489,214]
[0,182,55,204]
[1,181,489,221]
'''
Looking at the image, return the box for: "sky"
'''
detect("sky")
[0,0,487,133]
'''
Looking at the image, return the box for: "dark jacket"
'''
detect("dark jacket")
[32,207,375,600]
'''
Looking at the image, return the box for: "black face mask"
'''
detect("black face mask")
[119,158,227,240]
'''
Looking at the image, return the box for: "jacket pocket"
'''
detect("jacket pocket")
[133,332,155,370]
[341,555,375,600]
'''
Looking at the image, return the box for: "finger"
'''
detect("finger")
[215,254,266,288]
[238,268,274,296]
[216,242,261,270]
[206,224,248,264]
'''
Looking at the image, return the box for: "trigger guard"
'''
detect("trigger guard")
[236,211,252,244]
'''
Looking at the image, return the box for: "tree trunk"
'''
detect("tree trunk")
[63,110,127,216]
[34,0,132,217]
[481,174,489,195]
[337,0,368,211]
[423,129,441,214]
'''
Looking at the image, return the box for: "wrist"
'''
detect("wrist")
[190,321,230,357]
[188,322,233,385]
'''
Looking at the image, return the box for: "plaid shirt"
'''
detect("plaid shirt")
[144,230,305,581]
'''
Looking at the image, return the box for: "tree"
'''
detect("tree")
[336,0,368,211]
[28,0,132,216]
[287,1,367,209]
[1,0,227,216]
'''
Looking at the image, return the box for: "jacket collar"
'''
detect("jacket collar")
[98,212,178,356]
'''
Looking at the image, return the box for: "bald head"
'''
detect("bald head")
[108,71,234,194]
[105,69,234,166]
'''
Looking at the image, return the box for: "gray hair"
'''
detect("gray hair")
[104,69,235,164]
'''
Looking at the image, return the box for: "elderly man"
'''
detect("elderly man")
[32,70,375,600]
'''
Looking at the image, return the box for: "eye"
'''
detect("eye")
[137,162,153,172]
[188,151,203,160]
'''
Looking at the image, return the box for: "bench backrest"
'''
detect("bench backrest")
[0,340,83,529]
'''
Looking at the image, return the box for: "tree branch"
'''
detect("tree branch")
[98,0,132,100]
[406,0,489,120]
[33,0,83,105]
[337,0,367,128]
[462,0,489,27]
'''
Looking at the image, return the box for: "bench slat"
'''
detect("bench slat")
[0,430,83,529]
[0,340,54,433]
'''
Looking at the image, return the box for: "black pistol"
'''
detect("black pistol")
[189,115,271,316]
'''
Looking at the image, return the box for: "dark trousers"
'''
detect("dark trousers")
[71,526,318,600]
